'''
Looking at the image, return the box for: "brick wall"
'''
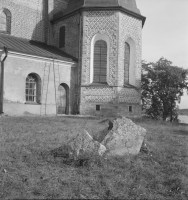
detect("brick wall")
[0,0,45,41]
[0,0,69,43]
[118,12,142,88]
[79,10,142,117]
[49,0,68,20]
[53,14,80,58]
[82,10,119,86]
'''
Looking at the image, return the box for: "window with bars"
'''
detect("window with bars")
[93,40,107,84]
[25,73,41,103]
[124,42,130,85]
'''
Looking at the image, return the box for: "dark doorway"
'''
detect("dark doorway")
[57,83,69,115]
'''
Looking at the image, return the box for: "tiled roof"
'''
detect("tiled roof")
[0,34,77,62]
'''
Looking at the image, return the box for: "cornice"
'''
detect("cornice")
[51,6,146,27]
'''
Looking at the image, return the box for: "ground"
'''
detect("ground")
[0,116,188,199]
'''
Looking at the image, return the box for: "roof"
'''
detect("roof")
[0,33,77,62]
[64,0,141,15]
[52,0,146,27]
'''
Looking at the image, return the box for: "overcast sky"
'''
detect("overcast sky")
[136,0,188,109]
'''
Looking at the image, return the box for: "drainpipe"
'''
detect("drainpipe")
[0,46,8,114]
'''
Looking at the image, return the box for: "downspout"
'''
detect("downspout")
[0,46,8,114]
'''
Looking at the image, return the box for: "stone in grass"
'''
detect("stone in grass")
[101,117,146,156]
[67,130,106,159]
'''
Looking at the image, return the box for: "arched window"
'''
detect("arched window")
[93,40,107,83]
[59,26,65,48]
[90,34,109,84]
[25,73,41,103]
[124,42,130,84]
[124,38,136,86]
[0,8,11,34]
[0,11,6,32]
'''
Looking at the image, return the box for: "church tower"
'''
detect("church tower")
[52,0,146,116]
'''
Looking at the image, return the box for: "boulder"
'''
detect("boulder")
[101,117,146,156]
[66,130,106,159]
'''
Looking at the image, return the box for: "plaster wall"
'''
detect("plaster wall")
[3,54,76,116]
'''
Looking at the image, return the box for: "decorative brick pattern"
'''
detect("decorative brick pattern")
[83,87,115,95]
[119,96,140,104]
[81,10,142,108]
[0,1,143,117]
[82,11,118,86]
[84,95,114,103]
[118,88,140,104]
[118,12,142,87]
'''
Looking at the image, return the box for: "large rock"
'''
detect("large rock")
[101,117,146,156]
[67,130,106,159]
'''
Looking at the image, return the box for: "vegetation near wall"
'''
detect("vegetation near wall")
[141,57,188,121]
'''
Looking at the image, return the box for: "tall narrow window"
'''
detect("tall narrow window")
[26,73,41,103]
[0,8,11,34]
[93,40,107,84]
[59,26,65,48]
[124,42,130,85]
[0,11,6,32]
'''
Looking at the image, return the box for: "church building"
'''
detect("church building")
[0,0,146,116]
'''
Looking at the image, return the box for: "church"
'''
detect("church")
[0,0,146,116]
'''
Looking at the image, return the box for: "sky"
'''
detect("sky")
[136,0,188,109]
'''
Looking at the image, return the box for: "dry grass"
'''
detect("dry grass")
[0,116,188,199]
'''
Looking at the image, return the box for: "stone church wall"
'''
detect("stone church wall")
[49,0,68,20]
[81,10,119,86]
[118,12,142,88]
[0,0,45,42]
[53,14,80,59]
[3,54,76,116]
[0,0,69,43]
[79,10,142,117]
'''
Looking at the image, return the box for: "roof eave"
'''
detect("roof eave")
[7,49,78,64]
[51,6,146,27]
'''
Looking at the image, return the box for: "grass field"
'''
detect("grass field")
[0,116,188,199]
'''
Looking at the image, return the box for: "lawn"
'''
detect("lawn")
[0,116,188,199]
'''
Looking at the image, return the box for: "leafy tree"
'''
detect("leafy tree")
[141,57,188,121]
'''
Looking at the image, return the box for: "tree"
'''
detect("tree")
[141,57,188,121]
